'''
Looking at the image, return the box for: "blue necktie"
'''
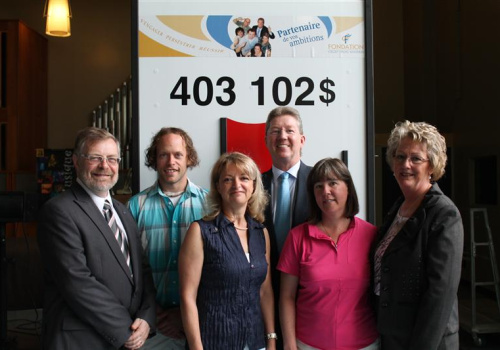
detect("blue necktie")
[275,172,291,253]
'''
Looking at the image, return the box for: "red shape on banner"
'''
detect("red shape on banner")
[220,118,272,172]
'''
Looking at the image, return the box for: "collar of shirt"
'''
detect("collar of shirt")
[152,178,200,199]
[214,211,265,231]
[308,218,356,242]
[271,160,301,187]
[77,178,112,212]
[77,178,127,235]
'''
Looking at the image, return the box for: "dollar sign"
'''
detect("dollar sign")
[319,78,335,106]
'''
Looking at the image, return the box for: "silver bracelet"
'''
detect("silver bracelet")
[266,333,278,340]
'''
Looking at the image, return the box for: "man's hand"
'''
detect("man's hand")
[124,318,150,349]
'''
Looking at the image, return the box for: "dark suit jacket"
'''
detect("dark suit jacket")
[37,183,156,349]
[252,25,275,40]
[262,162,311,350]
[373,183,463,350]
[262,161,311,292]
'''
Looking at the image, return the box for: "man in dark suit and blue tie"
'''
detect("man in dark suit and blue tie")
[252,17,275,43]
[37,127,156,349]
[262,106,311,349]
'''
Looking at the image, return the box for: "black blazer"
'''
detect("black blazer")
[252,25,275,40]
[373,183,463,350]
[262,161,311,289]
[37,183,156,349]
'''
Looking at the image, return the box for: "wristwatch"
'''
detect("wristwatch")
[266,333,278,340]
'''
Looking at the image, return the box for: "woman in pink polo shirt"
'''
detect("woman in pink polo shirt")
[278,158,379,350]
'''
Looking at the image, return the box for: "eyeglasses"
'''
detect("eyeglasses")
[393,154,428,165]
[80,154,121,165]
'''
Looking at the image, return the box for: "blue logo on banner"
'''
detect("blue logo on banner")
[207,15,233,49]
[318,16,333,38]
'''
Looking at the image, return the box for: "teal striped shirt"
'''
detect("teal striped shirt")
[128,180,208,308]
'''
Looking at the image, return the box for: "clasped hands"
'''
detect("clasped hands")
[124,318,150,349]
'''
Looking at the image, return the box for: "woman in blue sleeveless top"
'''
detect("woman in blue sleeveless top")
[180,152,276,350]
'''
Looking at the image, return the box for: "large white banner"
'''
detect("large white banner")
[136,0,372,219]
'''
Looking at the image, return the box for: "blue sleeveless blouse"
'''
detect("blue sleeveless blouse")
[195,213,268,350]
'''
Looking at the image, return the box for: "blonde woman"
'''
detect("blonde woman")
[180,152,276,350]
[373,121,463,349]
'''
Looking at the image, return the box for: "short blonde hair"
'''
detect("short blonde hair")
[205,152,268,223]
[386,120,447,181]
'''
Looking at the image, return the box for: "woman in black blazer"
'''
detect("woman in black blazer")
[373,120,463,350]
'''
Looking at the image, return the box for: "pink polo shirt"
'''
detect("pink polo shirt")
[277,217,378,350]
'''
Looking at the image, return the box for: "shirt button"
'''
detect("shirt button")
[173,220,177,224]
[381,302,388,308]
[173,240,177,243]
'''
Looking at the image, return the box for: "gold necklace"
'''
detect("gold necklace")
[226,213,248,230]
[320,219,350,240]
[320,223,335,239]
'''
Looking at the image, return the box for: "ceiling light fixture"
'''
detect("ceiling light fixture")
[44,0,72,37]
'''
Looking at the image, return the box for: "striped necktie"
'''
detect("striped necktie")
[103,200,131,270]
[275,172,291,253]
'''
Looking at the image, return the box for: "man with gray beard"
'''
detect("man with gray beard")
[37,127,156,349]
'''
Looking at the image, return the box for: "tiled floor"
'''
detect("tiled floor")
[458,283,500,349]
[4,290,500,350]
[460,332,500,350]
[5,309,41,350]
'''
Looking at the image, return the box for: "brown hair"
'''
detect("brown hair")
[307,158,359,223]
[265,106,303,135]
[144,127,199,170]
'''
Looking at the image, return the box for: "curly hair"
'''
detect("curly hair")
[307,158,359,223]
[386,120,447,181]
[204,152,268,223]
[235,27,244,36]
[144,127,199,171]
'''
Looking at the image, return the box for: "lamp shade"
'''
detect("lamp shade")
[44,0,72,37]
